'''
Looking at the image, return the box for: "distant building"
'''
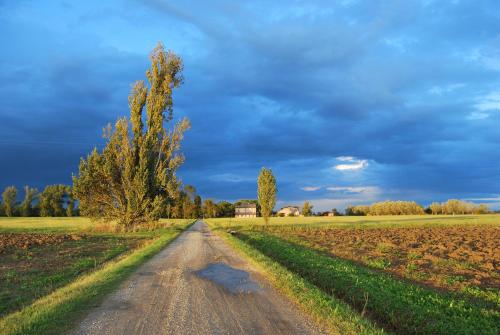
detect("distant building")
[277,206,300,217]
[235,202,257,218]
[321,209,341,216]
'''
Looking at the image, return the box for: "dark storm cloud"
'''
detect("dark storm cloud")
[1,0,499,209]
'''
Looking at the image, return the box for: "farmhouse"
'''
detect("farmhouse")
[235,202,257,218]
[277,206,300,217]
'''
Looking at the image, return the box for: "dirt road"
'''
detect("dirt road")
[71,221,322,335]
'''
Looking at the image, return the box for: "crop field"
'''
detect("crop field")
[0,218,192,320]
[207,215,500,335]
[262,225,499,294]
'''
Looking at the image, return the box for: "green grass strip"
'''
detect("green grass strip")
[0,220,195,335]
[239,231,499,335]
[216,230,387,335]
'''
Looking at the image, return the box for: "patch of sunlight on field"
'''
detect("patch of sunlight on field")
[0,217,95,233]
[0,217,192,233]
[206,214,500,229]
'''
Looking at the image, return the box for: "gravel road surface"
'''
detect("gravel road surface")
[70,221,323,335]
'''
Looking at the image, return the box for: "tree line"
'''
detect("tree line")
[345,199,489,216]
[0,45,281,227]
[0,185,76,217]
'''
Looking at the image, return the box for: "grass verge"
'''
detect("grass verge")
[212,229,386,335]
[0,220,195,335]
[238,231,499,335]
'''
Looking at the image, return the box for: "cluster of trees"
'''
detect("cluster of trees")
[429,199,489,215]
[345,199,490,216]
[198,199,253,218]
[165,185,202,219]
[0,185,76,217]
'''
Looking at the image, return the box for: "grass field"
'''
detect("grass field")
[206,215,499,335]
[0,217,194,335]
[207,214,500,229]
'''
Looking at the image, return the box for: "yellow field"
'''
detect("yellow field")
[206,214,500,230]
[0,217,193,233]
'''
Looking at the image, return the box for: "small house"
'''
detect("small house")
[235,202,257,218]
[277,206,300,217]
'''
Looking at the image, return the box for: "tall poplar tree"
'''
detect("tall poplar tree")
[73,43,190,229]
[2,186,18,217]
[20,186,38,217]
[302,201,313,216]
[257,167,277,224]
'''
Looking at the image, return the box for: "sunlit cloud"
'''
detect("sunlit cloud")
[301,186,322,191]
[475,91,500,111]
[334,156,368,171]
[467,112,489,120]
[428,83,465,95]
[336,156,355,162]
[326,186,378,194]
[209,173,254,183]
[464,196,500,201]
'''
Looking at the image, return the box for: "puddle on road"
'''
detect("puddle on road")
[195,263,261,294]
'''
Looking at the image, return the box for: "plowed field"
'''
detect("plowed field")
[0,233,86,254]
[275,226,499,291]
[0,233,146,317]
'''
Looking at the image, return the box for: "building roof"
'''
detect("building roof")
[279,206,300,210]
[235,202,257,209]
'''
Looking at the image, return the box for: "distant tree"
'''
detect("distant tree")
[184,185,196,200]
[429,202,442,215]
[331,208,341,216]
[216,201,235,217]
[302,201,313,216]
[442,199,463,215]
[2,186,18,217]
[473,204,490,214]
[368,201,424,215]
[202,199,218,218]
[73,43,190,229]
[20,186,38,217]
[257,168,277,224]
[66,186,75,217]
[39,185,68,217]
[171,193,185,219]
[194,195,202,218]
[345,205,370,216]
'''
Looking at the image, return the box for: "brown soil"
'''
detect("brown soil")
[0,233,86,254]
[0,233,148,317]
[279,226,499,291]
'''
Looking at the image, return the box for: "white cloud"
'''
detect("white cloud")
[336,156,355,161]
[327,186,378,194]
[209,173,254,183]
[467,112,489,120]
[467,90,500,120]
[301,186,322,191]
[334,156,369,171]
[464,197,500,201]
[475,91,500,111]
[466,47,500,71]
[429,83,465,95]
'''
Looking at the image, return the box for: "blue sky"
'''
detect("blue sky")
[1,0,499,211]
